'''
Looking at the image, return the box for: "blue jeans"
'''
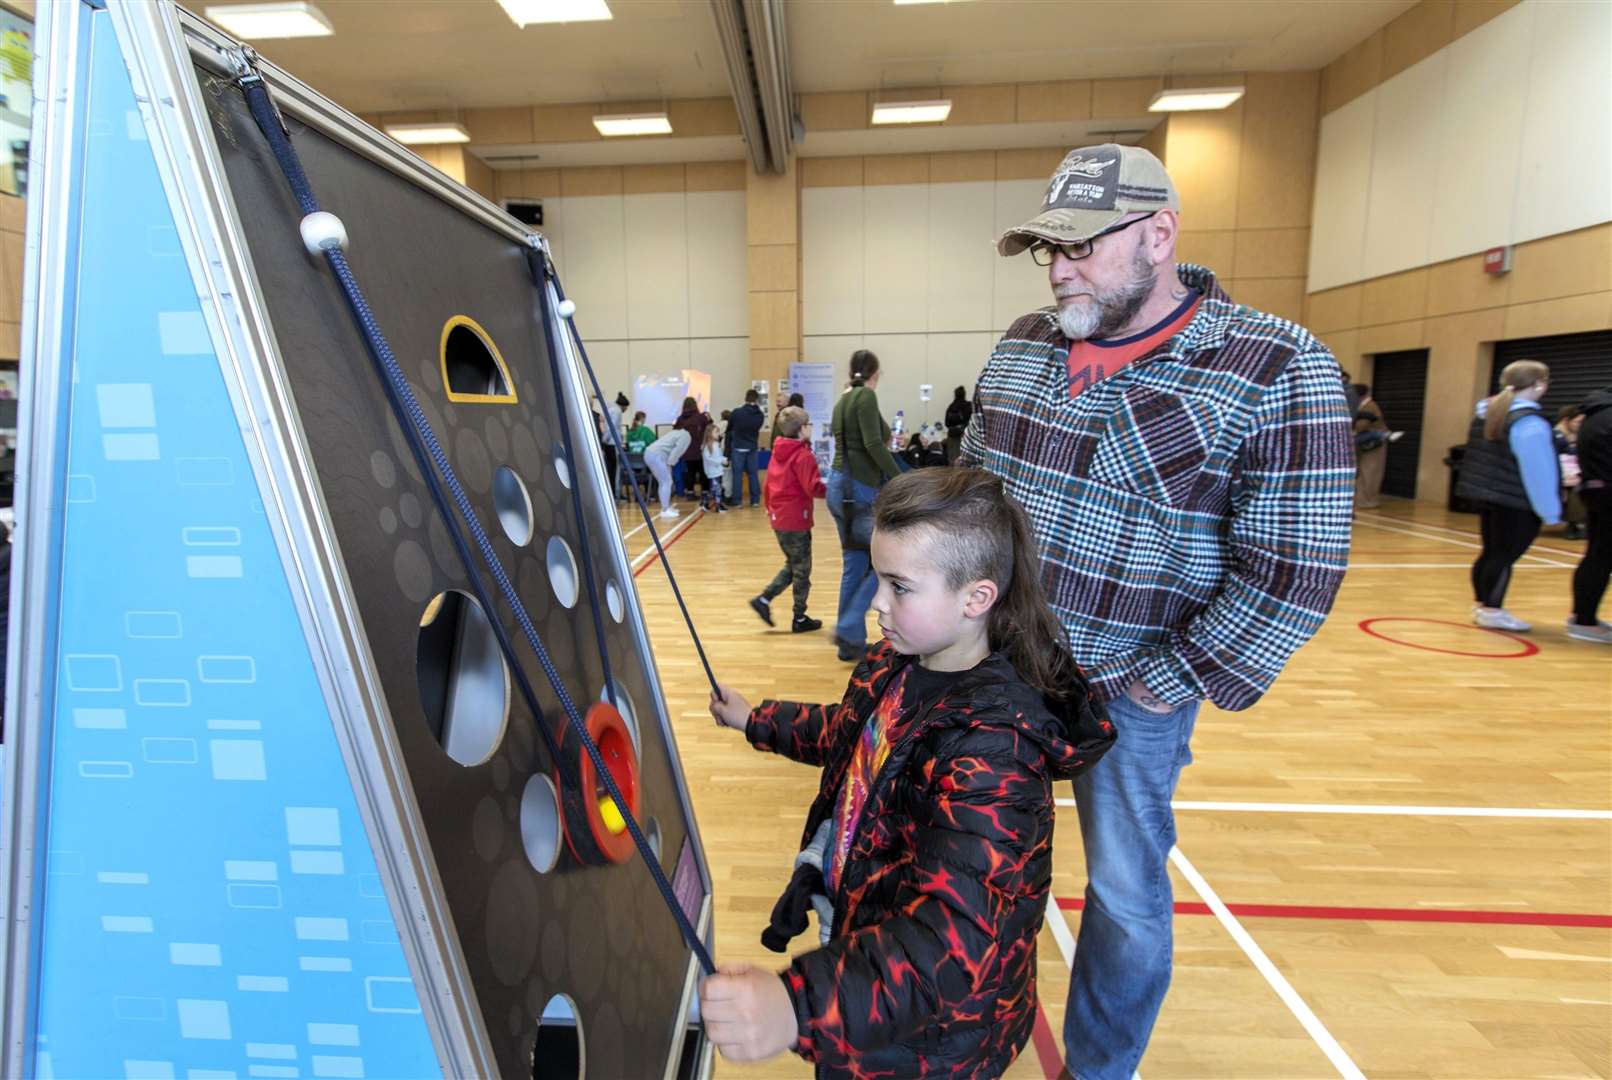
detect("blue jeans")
[729,447,762,505]
[1062,689,1201,1080]
[826,469,879,646]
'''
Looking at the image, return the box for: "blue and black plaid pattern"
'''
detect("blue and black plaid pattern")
[960,265,1354,711]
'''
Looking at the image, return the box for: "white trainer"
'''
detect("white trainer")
[1474,607,1531,632]
[658,506,681,520]
[1565,619,1612,644]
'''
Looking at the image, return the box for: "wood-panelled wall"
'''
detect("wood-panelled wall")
[1306,223,1612,502]
[491,161,746,203]
[1154,71,1321,327]
[798,76,1162,132]
[746,159,799,405]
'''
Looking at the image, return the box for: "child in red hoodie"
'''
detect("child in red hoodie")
[750,406,827,633]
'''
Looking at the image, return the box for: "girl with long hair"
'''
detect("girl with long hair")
[703,468,1114,1077]
[1454,359,1563,630]
[828,349,904,661]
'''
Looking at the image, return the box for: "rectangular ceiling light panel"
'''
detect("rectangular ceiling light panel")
[204,1,334,39]
[498,0,613,26]
[592,113,674,137]
[871,100,952,125]
[1148,87,1246,112]
[384,122,472,145]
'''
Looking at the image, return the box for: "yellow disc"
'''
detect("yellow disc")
[598,796,627,835]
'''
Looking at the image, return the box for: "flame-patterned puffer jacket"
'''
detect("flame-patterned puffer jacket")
[745,639,1115,1078]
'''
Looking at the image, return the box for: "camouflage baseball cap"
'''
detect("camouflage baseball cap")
[997,143,1179,256]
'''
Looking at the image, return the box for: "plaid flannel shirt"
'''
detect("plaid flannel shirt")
[959,264,1353,711]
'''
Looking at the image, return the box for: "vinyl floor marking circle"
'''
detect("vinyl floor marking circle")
[1358,617,1539,658]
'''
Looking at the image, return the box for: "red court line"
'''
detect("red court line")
[631,512,703,578]
[1056,896,1611,928]
[1030,1000,1063,1080]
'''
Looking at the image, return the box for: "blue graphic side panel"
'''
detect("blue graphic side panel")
[34,17,439,1079]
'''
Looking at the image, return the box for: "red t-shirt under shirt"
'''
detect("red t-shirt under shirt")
[1067,291,1201,399]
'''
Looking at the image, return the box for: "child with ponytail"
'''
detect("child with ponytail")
[702,468,1115,1077]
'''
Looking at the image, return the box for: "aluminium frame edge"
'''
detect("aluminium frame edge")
[0,0,96,1074]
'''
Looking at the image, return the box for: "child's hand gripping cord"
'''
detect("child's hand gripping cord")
[699,965,799,1064]
[709,683,751,730]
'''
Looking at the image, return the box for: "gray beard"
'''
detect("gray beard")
[1055,250,1158,341]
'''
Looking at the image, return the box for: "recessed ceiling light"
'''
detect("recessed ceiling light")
[384,122,472,145]
[871,100,952,125]
[497,0,613,26]
[592,112,673,137]
[203,1,334,39]
[1148,87,1245,112]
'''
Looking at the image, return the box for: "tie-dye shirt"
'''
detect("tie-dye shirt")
[826,662,968,894]
[827,669,907,894]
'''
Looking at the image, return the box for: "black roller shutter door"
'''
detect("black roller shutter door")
[1492,330,1612,415]
[1371,349,1428,498]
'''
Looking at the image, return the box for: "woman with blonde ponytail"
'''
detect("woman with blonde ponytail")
[1453,359,1563,630]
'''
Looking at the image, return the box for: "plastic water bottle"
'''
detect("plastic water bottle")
[890,409,905,451]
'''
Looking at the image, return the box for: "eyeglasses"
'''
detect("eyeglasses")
[1028,211,1159,266]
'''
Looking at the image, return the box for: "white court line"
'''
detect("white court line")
[621,520,649,541]
[1350,516,1575,568]
[1169,847,1366,1080]
[1053,798,1612,820]
[1048,897,1077,968]
[1354,511,1585,559]
[629,509,703,570]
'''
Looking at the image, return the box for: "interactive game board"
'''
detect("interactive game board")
[0,3,714,1077]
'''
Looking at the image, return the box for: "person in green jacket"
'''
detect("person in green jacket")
[624,411,656,454]
[828,349,905,662]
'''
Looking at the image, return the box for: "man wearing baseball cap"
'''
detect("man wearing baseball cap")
[959,144,1353,1078]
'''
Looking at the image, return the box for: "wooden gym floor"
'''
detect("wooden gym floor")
[619,494,1610,1080]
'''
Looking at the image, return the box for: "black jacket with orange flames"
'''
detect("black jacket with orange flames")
[745,640,1115,1078]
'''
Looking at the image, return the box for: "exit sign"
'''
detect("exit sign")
[1483,246,1512,274]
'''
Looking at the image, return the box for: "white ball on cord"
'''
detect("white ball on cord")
[299,211,348,255]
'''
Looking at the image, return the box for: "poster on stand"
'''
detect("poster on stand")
[788,361,836,470]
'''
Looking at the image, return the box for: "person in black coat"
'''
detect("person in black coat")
[1569,387,1612,642]
[943,386,972,464]
[726,389,767,507]
[672,396,709,498]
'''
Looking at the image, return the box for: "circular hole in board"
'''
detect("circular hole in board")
[416,590,509,767]
[493,465,535,547]
[531,994,584,1079]
[553,440,572,491]
[519,773,562,874]
[546,535,579,609]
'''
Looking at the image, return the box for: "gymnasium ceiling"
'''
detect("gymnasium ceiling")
[247,0,1417,114]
